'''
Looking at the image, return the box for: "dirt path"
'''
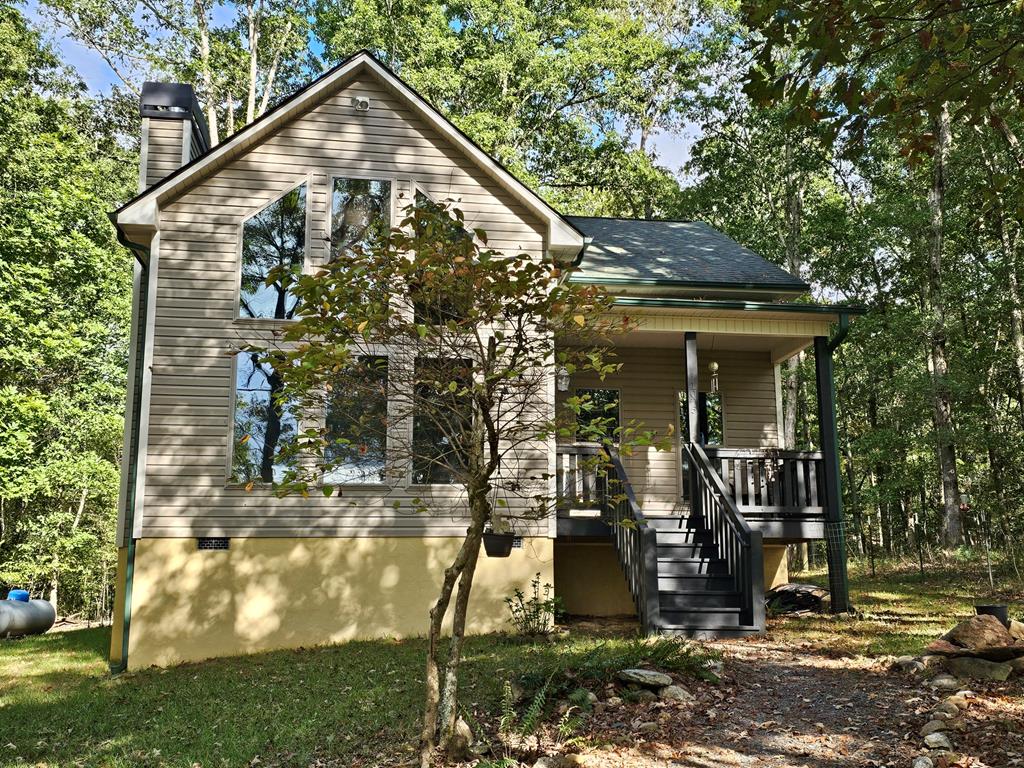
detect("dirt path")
[567,638,1022,768]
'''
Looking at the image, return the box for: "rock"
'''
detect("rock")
[562,755,602,768]
[894,656,927,674]
[659,685,695,704]
[945,691,974,709]
[927,673,961,690]
[931,702,960,718]
[617,669,673,688]
[584,690,598,705]
[605,696,622,707]
[534,757,562,768]
[919,720,947,737]
[925,639,965,657]
[634,689,658,703]
[921,655,945,668]
[636,722,658,734]
[944,614,1013,649]
[446,717,474,762]
[944,656,1012,681]
[924,732,953,751]
[1010,657,1024,676]
[1010,619,1024,641]
[912,758,934,768]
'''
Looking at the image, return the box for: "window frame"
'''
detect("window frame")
[233,174,312,327]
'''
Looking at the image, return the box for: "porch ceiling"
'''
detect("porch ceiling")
[611,330,812,365]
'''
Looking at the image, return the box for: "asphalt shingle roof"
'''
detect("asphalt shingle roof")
[566,216,808,291]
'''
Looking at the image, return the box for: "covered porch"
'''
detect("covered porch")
[553,300,855,625]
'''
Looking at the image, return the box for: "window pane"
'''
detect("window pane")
[411,191,472,325]
[331,178,391,260]
[240,184,306,319]
[412,358,472,484]
[232,352,297,483]
[576,388,620,444]
[324,356,388,484]
[678,390,723,446]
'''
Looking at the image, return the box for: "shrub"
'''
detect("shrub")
[505,573,562,636]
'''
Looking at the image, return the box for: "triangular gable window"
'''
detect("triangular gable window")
[239,183,306,319]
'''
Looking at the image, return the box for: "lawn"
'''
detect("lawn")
[1,559,1019,767]
[778,555,1024,656]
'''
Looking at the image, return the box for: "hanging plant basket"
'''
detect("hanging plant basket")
[483,532,515,558]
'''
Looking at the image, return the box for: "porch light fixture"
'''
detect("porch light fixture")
[708,361,720,393]
[556,366,571,392]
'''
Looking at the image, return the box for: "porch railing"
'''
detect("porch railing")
[685,443,765,629]
[555,443,605,510]
[704,447,827,519]
[604,449,661,633]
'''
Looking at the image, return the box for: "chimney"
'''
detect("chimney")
[138,82,211,191]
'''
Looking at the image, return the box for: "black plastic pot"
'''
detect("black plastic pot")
[482,532,514,558]
[975,604,1010,627]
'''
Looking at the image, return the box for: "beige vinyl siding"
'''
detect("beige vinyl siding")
[144,119,185,188]
[140,73,551,539]
[560,346,780,515]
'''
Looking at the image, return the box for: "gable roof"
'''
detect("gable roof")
[114,50,584,256]
[567,216,808,294]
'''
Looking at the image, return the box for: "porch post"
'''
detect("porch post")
[685,332,701,517]
[813,335,851,613]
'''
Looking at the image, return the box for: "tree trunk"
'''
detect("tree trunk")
[925,102,962,548]
[439,509,486,755]
[245,0,260,125]
[418,525,480,768]
[195,0,219,145]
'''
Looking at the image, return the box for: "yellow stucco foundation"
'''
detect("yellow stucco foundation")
[763,544,789,590]
[123,536,553,669]
[108,546,130,667]
[554,542,636,617]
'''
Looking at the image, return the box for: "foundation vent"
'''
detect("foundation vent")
[197,537,230,551]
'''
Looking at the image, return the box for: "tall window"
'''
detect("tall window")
[239,184,306,320]
[410,190,473,326]
[575,388,620,444]
[330,178,391,260]
[412,358,472,484]
[232,352,297,484]
[324,356,388,484]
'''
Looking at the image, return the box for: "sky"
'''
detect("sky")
[25,0,698,175]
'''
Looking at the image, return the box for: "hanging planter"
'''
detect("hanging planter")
[483,531,515,558]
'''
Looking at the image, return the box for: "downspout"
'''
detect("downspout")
[828,312,851,352]
[109,214,150,674]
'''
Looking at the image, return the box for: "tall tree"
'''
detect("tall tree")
[0,5,134,616]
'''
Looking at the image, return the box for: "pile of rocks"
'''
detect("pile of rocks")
[908,689,976,767]
[892,614,1024,684]
[613,667,697,707]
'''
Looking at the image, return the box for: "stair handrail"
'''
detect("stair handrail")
[604,448,661,633]
[685,442,766,630]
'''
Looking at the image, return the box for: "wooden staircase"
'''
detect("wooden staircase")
[602,445,766,638]
[646,514,761,637]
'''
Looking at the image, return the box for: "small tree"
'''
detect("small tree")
[256,200,661,764]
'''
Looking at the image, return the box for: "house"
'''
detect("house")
[109,51,860,671]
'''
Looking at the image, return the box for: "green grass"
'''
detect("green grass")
[0,627,712,767]
[773,556,1024,656]
[2,559,1017,767]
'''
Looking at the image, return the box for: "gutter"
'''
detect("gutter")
[612,295,868,316]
